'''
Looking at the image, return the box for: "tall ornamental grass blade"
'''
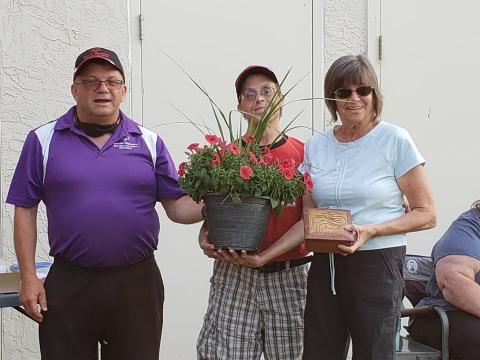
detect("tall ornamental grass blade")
[166,103,211,136]
[159,48,232,136]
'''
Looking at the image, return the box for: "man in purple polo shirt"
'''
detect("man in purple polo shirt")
[7,47,202,360]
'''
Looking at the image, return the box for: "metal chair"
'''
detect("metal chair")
[395,254,449,360]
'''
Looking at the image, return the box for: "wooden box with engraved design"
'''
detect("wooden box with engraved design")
[303,208,355,253]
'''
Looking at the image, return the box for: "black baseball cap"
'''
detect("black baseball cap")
[235,65,278,100]
[73,47,124,79]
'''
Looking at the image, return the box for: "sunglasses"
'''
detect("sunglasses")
[334,86,373,99]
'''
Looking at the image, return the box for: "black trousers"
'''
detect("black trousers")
[409,310,480,360]
[39,255,164,360]
[303,247,405,360]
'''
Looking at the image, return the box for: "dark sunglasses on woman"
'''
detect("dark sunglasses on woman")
[334,85,374,99]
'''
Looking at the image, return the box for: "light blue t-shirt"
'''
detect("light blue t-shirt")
[302,121,425,250]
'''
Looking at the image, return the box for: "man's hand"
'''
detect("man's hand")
[198,222,218,259]
[20,275,47,322]
[217,249,267,268]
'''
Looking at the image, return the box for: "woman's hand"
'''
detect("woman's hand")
[337,223,376,255]
[216,249,267,268]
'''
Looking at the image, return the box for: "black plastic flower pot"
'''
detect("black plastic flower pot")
[204,193,271,251]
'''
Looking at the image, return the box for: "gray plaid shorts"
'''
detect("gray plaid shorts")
[197,260,308,360]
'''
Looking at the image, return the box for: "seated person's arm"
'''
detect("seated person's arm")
[436,255,480,317]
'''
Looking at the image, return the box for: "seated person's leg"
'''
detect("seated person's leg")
[409,310,480,360]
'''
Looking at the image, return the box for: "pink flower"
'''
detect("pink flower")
[178,162,188,176]
[187,143,200,152]
[303,172,313,191]
[243,136,256,143]
[278,164,294,180]
[282,168,294,180]
[205,134,220,144]
[211,154,221,166]
[261,147,274,165]
[249,152,258,164]
[239,165,253,180]
[281,158,296,170]
[226,143,239,155]
[262,153,274,165]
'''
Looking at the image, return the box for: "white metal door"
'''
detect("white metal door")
[138,1,321,358]
[379,1,480,255]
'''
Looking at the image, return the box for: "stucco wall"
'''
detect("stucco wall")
[325,0,367,66]
[0,1,130,358]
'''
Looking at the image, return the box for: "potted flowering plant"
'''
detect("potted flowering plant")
[175,67,314,251]
[178,134,312,212]
[178,132,313,251]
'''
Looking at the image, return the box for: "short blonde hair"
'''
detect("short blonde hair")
[324,54,383,122]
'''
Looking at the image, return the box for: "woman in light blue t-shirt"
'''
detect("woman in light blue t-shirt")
[234,54,437,359]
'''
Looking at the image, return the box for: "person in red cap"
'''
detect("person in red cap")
[196,65,312,360]
[7,47,203,360]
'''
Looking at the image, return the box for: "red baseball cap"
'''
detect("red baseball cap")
[235,65,278,99]
[73,47,124,80]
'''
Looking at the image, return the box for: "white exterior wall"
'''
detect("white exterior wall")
[0,0,368,358]
[0,1,130,358]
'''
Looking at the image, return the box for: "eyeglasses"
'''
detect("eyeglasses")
[334,86,373,99]
[74,78,124,90]
[241,86,277,102]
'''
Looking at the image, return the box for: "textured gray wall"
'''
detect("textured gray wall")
[0,1,130,358]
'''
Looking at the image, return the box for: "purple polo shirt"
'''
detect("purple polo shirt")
[7,106,185,267]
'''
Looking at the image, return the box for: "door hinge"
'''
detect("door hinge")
[139,14,144,41]
[378,35,383,60]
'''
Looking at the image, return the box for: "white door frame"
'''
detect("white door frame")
[367,0,382,86]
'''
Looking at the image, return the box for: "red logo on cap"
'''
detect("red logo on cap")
[83,48,110,62]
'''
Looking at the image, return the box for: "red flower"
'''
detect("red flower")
[282,168,294,180]
[218,140,227,152]
[249,152,258,164]
[187,143,200,152]
[226,143,239,155]
[278,164,294,180]
[211,154,221,166]
[239,165,253,180]
[303,172,313,191]
[243,136,256,143]
[205,134,220,144]
[178,162,188,176]
[281,158,296,170]
[261,147,274,165]
[262,153,274,165]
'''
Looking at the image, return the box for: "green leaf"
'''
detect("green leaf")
[270,197,280,209]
